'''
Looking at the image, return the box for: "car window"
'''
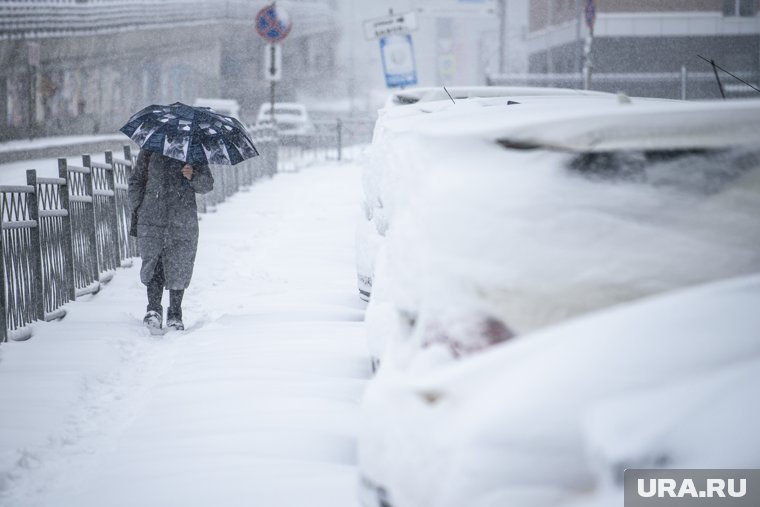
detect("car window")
[565,148,760,195]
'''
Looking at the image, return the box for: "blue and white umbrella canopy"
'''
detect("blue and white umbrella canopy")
[120,102,259,166]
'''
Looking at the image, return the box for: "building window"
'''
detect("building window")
[739,0,755,16]
[723,0,756,16]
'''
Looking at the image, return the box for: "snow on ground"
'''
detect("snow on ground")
[0,160,369,506]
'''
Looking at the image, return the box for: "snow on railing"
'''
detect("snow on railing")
[0,0,336,40]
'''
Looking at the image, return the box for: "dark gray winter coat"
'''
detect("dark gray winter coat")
[128,150,214,290]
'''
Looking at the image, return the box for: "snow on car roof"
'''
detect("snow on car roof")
[496,98,760,152]
[377,93,760,152]
[385,86,609,108]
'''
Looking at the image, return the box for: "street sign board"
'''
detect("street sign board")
[264,43,282,82]
[379,34,418,89]
[413,0,497,17]
[363,11,418,40]
[585,0,597,31]
[256,4,292,43]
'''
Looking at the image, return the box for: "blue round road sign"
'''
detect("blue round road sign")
[256,4,292,43]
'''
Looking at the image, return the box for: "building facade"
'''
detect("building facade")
[0,0,338,141]
[494,0,760,99]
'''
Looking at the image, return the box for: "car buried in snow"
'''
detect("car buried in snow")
[356,86,615,303]
[357,93,760,506]
[359,274,760,507]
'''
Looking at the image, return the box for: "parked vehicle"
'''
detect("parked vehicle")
[359,274,760,507]
[357,92,760,505]
[357,87,629,302]
[358,91,760,362]
[256,102,315,136]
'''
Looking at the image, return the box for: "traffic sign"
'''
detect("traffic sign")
[379,34,418,89]
[363,11,418,40]
[256,4,292,43]
[264,44,282,81]
[585,0,597,31]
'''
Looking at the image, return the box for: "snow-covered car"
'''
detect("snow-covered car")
[356,87,617,301]
[359,274,760,507]
[256,102,315,136]
[359,94,760,364]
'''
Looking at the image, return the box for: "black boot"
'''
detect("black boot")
[145,258,165,329]
[143,309,162,329]
[167,289,184,331]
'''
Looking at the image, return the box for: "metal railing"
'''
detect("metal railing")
[0,117,371,341]
[277,118,375,172]
[28,170,74,321]
[0,183,42,337]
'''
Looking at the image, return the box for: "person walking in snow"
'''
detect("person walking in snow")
[128,150,214,331]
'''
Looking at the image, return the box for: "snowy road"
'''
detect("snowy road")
[0,161,370,506]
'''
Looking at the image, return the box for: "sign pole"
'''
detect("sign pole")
[583,28,593,90]
[270,81,276,127]
[269,44,277,128]
[269,4,277,127]
[256,3,291,127]
[583,0,596,90]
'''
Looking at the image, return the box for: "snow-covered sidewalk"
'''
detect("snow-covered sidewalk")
[0,161,369,506]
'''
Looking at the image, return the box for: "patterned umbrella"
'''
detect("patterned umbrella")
[120,102,259,166]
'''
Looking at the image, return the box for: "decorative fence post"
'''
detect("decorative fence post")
[116,145,138,260]
[25,170,46,322]
[34,166,75,320]
[63,157,100,296]
[336,118,343,162]
[122,145,142,246]
[81,154,103,280]
[0,182,45,340]
[104,150,130,264]
[0,206,6,342]
[58,159,77,302]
